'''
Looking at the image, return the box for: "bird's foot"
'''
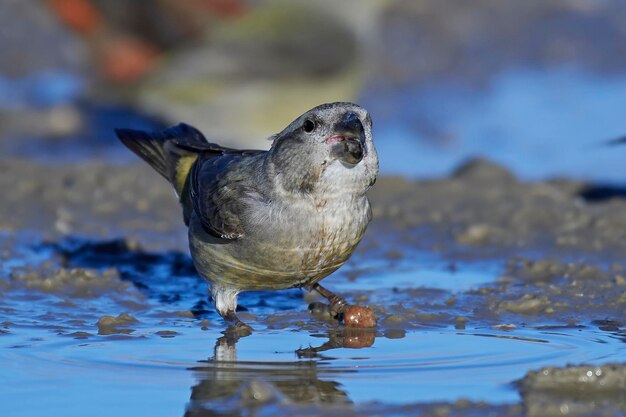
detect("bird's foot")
[311,284,377,328]
[222,310,253,337]
[328,294,348,318]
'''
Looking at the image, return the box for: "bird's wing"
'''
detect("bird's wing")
[190,149,264,240]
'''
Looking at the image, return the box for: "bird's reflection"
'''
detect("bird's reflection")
[184,327,376,416]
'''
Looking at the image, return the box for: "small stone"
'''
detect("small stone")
[455,316,468,330]
[97,313,138,335]
[155,330,179,338]
[384,329,406,339]
[97,313,137,328]
[343,305,376,328]
[457,224,493,245]
[383,314,406,325]
[67,331,92,339]
[493,323,516,331]
[445,297,457,306]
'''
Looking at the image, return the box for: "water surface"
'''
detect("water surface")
[1,235,624,416]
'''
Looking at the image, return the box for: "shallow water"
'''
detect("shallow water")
[3,317,624,416]
[1,234,624,416]
[339,252,499,292]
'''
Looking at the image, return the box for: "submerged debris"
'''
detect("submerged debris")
[97,313,138,335]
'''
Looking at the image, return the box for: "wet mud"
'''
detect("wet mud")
[1,157,624,416]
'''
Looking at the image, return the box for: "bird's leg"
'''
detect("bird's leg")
[212,286,252,334]
[223,310,245,326]
[312,283,348,319]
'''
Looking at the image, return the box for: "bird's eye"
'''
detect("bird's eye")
[303,119,316,133]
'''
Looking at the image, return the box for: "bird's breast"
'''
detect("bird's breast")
[254,195,371,277]
[190,195,371,290]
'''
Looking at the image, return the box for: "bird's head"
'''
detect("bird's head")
[269,102,378,196]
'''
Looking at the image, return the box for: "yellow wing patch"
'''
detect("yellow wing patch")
[174,155,198,197]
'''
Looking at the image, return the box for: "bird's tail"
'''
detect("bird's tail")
[115,123,208,198]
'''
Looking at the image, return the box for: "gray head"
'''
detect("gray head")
[269,102,378,196]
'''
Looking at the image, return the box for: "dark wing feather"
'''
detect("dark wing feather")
[190,148,264,240]
[165,123,263,155]
[117,121,264,238]
[174,121,264,240]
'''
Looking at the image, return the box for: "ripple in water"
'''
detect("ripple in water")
[2,325,623,416]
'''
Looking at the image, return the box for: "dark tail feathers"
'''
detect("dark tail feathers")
[115,128,170,179]
[115,123,209,196]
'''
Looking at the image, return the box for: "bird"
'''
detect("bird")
[115,102,378,330]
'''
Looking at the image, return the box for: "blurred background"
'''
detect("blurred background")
[2,0,626,182]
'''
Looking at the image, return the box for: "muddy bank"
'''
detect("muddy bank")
[2,157,626,255]
[0,159,185,250]
[518,363,626,417]
[1,157,625,329]
[372,159,626,258]
[1,157,624,416]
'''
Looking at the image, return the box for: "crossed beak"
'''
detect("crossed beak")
[326,112,366,165]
